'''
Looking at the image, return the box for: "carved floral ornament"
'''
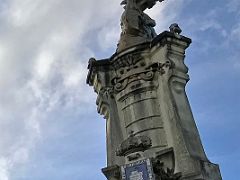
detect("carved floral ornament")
[111,54,173,92]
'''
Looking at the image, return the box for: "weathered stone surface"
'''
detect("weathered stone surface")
[116,131,152,157]
[87,31,222,179]
[102,165,121,180]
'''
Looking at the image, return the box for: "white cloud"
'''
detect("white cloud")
[185,9,226,36]
[98,24,120,51]
[231,24,240,41]
[0,0,121,178]
[234,61,240,69]
[0,0,186,179]
[227,0,240,14]
[147,0,186,31]
[0,158,8,180]
[35,51,54,78]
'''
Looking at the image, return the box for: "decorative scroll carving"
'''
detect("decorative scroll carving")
[112,60,173,92]
[96,87,114,119]
[112,67,155,92]
[101,87,115,99]
[147,61,173,75]
[112,53,143,70]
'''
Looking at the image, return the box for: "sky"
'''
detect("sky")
[0,0,239,179]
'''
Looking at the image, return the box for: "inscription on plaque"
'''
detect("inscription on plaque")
[129,171,143,180]
[121,159,154,180]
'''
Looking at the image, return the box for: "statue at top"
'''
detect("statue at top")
[117,0,165,52]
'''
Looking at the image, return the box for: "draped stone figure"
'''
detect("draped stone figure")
[117,0,164,52]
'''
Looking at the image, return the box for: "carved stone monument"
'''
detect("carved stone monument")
[86,0,222,179]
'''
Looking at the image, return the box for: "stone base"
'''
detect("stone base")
[88,31,222,180]
[182,160,222,180]
[102,161,221,180]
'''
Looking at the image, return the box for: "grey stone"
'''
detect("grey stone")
[87,2,222,179]
[87,31,222,179]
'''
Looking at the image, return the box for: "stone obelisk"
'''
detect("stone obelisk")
[87,0,222,179]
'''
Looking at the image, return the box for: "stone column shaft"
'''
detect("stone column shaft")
[87,31,222,180]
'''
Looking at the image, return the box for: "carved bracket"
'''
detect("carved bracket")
[96,87,114,119]
[102,165,121,180]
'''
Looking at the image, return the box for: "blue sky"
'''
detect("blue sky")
[0,0,239,179]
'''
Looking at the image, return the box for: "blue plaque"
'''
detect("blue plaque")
[121,159,155,180]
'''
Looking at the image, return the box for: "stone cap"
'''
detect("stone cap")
[86,57,110,86]
[151,31,192,47]
[111,31,192,60]
[86,30,192,86]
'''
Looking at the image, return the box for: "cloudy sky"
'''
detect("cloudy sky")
[0,0,239,179]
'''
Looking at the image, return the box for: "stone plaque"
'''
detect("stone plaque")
[121,159,154,180]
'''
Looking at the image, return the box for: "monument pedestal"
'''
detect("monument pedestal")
[87,31,221,180]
